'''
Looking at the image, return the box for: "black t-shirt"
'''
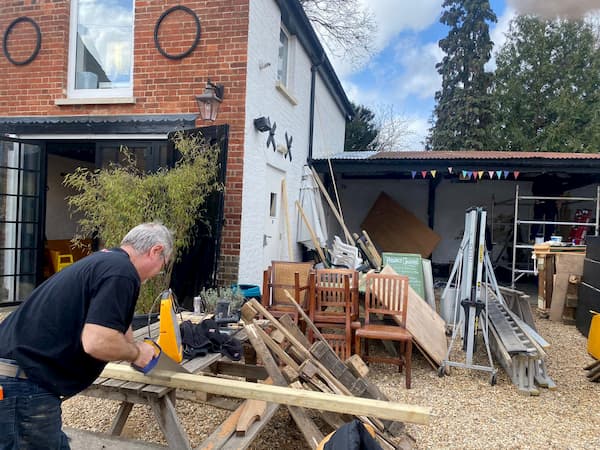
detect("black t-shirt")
[0,247,140,397]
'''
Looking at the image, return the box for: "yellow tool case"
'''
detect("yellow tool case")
[588,313,600,360]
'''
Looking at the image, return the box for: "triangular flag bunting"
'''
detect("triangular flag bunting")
[488,171,494,179]
[448,167,453,174]
[478,171,484,180]
[431,170,437,178]
[503,171,509,179]
[411,171,417,179]
[467,171,473,178]
[421,171,427,178]
[496,170,502,179]
[462,170,468,178]
[513,171,520,179]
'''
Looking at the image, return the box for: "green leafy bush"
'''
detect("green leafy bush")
[63,132,222,313]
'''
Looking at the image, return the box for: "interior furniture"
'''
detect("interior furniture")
[262,261,313,323]
[355,272,412,388]
[308,268,359,359]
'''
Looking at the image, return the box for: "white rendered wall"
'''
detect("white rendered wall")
[239,0,348,286]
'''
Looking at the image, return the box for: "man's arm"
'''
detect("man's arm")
[81,323,154,367]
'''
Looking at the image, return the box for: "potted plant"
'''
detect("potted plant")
[63,131,222,314]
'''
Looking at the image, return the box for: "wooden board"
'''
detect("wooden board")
[381,265,447,368]
[361,192,441,258]
[382,253,425,299]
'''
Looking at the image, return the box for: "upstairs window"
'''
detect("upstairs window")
[277,28,289,87]
[68,0,134,98]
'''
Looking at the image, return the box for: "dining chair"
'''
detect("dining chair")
[261,261,313,323]
[354,272,412,388]
[308,268,359,359]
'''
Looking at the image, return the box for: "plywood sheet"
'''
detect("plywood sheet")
[361,192,441,258]
[381,265,447,367]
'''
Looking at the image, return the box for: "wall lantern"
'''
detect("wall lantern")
[196,80,224,121]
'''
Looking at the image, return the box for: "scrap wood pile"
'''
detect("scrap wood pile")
[237,298,429,449]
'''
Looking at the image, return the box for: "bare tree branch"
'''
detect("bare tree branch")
[373,104,416,151]
[299,0,377,65]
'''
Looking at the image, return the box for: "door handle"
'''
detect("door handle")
[263,234,272,247]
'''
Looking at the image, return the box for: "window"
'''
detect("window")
[68,0,134,98]
[277,28,289,87]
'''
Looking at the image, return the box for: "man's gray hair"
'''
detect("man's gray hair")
[121,222,174,259]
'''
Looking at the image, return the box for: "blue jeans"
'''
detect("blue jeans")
[0,375,70,450]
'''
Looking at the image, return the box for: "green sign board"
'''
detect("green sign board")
[381,252,425,299]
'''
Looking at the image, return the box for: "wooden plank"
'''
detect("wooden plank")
[361,192,441,258]
[101,363,430,424]
[235,399,268,436]
[550,273,570,322]
[345,354,369,378]
[380,265,447,367]
[279,314,310,349]
[244,324,324,449]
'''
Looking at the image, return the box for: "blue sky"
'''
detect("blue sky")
[327,0,600,150]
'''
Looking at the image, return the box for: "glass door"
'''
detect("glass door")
[0,139,45,305]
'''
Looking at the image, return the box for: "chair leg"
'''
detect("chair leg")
[405,339,412,389]
[355,334,361,361]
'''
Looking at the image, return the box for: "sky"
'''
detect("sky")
[328,0,600,151]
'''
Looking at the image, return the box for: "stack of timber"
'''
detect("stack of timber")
[240,298,422,449]
[484,286,555,396]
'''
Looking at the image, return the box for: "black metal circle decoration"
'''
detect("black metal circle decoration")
[3,16,42,66]
[154,5,201,60]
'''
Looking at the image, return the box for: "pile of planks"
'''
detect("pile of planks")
[238,298,421,449]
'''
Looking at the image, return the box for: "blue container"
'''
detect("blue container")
[232,283,261,300]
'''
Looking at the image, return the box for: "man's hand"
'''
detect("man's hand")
[133,341,156,368]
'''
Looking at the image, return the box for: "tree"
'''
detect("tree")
[63,132,222,312]
[372,104,416,151]
[344,102,379,151]
[300,0,376,65]
[427,0,497,150]
[491,16,600,152]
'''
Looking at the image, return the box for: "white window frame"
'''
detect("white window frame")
[277,27,289,87]
[67,0,135,99]
[276,26,297,105]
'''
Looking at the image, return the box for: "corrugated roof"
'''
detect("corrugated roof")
[368,150,600,160]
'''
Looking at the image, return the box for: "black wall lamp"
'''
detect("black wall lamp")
[196,79,224,121]
[253,116,271,132]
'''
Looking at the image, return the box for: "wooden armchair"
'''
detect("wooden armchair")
[355,272,412,388]
[308,268,359,359]
[261,261,313,323]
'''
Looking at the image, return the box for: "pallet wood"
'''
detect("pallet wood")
[236,399,268,436]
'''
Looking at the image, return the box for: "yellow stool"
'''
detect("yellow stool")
[54,253,74,272]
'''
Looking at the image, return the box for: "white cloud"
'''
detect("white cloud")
[393,40,443,101]
[507,0,600,19]
[487,6,517,70]
[360,0,443,50]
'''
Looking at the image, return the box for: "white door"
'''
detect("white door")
[263,166,285,269]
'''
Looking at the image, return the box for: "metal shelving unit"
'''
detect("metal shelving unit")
[511,184,600,288]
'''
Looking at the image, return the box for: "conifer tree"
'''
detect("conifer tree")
[428,0,497,150]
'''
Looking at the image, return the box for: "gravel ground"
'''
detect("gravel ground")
[3,307,599,449]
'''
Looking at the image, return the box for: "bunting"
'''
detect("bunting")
[411,171,417,179]
[488,171,495,179]
[421,170,427,178]
[431,170,437,178]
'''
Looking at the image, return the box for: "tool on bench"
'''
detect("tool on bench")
[132,339,190,375]
[156,289,184,362]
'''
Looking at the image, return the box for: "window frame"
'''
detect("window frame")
[67,0,135,99]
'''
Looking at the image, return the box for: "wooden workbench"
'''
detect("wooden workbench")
[81,313,263,449]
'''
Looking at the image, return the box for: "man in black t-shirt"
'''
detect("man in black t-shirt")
[0,222,174,449]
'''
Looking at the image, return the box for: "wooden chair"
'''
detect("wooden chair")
[308,268,359,360]
[262,261,313,323]
[355,272,412,388]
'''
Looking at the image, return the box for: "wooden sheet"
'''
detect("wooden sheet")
[361,192,441,258]
[381,266,447,367]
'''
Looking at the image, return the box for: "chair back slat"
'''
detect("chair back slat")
[264,261,313,308]
[364,273,409,326]
[312,268,359,315]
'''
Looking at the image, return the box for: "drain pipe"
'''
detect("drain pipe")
[308,54,324,162]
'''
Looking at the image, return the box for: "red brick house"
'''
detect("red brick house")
[0,0,353,306]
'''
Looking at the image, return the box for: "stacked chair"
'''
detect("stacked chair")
[261,261,313,323]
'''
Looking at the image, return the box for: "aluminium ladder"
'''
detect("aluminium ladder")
[511,184,600,288]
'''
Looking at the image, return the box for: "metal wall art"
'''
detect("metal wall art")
[154,5,201,60]
[3,16,42,66]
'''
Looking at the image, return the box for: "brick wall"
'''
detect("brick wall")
[0,0,249,286]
